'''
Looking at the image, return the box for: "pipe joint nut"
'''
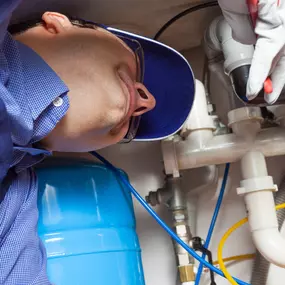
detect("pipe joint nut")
[177,254,193,266]
[179,264,195,283]
[175,224,189,236]
[237,176,278,195]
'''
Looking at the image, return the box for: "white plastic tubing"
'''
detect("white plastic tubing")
[162,80,285,175]
[204,16,254,75]
[240,152,285,267]
[163,127,285,174]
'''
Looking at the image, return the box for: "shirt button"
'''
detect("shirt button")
[53,97,63,107]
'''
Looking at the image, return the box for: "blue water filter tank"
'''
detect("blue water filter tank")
[36,159,145,285]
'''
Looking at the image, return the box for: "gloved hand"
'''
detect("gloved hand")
[218,0,285,104]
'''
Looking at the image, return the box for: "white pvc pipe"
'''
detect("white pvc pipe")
[164,127,285,173]
[241,151,268,178]
[185,130,213,149]
[181,80,214,144]
[241,152,285,268]
[252,228,285,267]
[183,80,214,132]
[204,16,254,74]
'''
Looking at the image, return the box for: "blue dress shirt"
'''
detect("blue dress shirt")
[0,1,70,284]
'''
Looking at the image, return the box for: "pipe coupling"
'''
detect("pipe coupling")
[179,264,195,283]
[237,176,278,195]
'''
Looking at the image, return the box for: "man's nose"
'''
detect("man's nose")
[132,82,156,116]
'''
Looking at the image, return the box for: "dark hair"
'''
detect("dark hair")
[8,16,99,35]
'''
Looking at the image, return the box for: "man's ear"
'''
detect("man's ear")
[42,12,73,34]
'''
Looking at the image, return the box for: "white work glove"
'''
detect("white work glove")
[218,0,285,104]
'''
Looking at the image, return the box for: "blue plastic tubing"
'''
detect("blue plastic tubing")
[195,163,230,285]
[90,152,250,285]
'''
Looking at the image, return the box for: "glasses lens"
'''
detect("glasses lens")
[116,36,144,82]
[116,37,145,143]
[136,45,145,83]
[121,116,141,143]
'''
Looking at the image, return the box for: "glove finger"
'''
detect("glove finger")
[247,37,283,100]
[268,48,284,74]
[256,0,283,38]
[265,54,285,104]
[258,0,282,14]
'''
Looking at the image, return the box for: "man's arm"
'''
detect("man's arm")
[0,0,22,184]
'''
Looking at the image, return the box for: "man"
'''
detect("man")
[0,1,195,284]
[1,0,284,284]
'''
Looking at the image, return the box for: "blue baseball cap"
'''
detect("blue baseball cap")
[108,27,195,141]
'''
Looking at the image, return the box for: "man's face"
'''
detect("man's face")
[14,12,156,151]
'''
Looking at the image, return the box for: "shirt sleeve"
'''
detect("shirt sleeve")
[0,0,22,185]
[0,97,13,184]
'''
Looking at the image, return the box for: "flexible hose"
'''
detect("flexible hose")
[218,218,248,285]
[218,203,285,285]
[153,1,218,40]
[251,178,285,285]
[90,151,249,285]
[195,163,230,285]
[213,254,255,266]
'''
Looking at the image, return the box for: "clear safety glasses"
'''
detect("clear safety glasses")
[116,35,145,143]
[71,20,145,143]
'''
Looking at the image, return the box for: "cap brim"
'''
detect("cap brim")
[108,27,195,141]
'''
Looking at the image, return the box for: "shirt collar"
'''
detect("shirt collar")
[17,39,69,120]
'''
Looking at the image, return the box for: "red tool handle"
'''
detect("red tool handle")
[247,0,273,94]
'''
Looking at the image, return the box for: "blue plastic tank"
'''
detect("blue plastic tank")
[36,159,145,285]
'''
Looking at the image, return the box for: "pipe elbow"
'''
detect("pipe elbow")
[252,228,285,268]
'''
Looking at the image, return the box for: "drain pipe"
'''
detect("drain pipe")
[233,109,285,268]
[251,178,285,285]
[204,16,255,105]
[180,79,215,145]
[237,151,285,267]
[162,107,285,174]
[204,16,254,79]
